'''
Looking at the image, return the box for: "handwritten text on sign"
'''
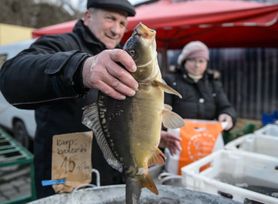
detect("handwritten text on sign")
[52,131,92,193]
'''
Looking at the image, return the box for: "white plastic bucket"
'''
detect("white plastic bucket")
[28,184,240,204]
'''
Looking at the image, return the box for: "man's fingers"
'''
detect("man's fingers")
[168,134,181,142]
[95,81,126,100]
[109,49,136,72]
[106,60,138,91]
[159,131,182,155]
[82,50,139,100]
[102,74,136,97]
[175,141,182,151]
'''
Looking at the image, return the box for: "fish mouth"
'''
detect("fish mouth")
[135,23,156,40]
[124,24,155,59]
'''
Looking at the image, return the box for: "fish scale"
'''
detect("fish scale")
[83,23,185,204]
[98,93,135,173]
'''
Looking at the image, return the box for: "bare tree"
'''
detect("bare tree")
[0,0,80,28]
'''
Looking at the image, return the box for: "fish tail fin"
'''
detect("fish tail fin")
[140,173,158,195]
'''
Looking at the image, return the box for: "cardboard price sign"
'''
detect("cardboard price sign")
[51,131,93,193]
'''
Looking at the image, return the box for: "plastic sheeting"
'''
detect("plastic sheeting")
[32,0,278,48]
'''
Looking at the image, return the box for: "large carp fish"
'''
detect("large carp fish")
[82,23,184,203]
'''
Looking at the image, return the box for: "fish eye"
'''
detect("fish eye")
[129,50,136,58]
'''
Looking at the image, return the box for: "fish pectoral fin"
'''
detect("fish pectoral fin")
[148,148,165,167]
[164,104,172,111]
[140,174,158,195]
[153,80,182,98]
[162,105,185,129]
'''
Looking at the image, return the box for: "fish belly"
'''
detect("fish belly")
[130,85,163,168]
[97,84,163,175]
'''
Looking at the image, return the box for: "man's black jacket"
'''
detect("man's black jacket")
[0,20,123,198]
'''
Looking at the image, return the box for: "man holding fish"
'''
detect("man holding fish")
[0,0,181,200]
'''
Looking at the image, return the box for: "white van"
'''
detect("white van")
[0,39,36,150]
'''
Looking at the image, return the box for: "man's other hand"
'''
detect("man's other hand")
[160,130,181,155]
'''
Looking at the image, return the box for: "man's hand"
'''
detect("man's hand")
[160,130,181,155]
[218,113,233,130]
[82,49,138,100]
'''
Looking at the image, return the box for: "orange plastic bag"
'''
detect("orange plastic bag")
[165,120,224,175]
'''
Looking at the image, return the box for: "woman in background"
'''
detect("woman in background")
[164,41,236,133]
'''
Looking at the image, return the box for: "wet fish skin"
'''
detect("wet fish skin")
[82,23,184,204]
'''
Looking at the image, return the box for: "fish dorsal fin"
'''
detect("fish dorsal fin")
[148,148,165,167]
[162,104,185,129]
[140,174,159,195]
[153,80,182,98]
[82,103,123,172]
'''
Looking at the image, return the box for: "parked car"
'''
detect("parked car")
[0,39,36,150]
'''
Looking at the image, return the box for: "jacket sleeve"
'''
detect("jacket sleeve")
[0,35,90,109]
[213,79,237,126]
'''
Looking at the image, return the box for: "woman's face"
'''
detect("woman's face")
[184,58,208,76]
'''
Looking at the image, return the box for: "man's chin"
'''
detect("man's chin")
[104,40,118,49]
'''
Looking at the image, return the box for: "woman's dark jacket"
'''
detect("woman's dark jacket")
[164,70,236,125]
[0,20,123,198]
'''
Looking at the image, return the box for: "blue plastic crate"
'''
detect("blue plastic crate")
[262,110,278,126]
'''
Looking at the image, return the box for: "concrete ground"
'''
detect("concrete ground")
[0,164,32,204]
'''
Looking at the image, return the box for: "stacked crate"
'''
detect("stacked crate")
[0,128,36,204]
[181,124,278,204]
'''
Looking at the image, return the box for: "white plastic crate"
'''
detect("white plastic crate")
[181,150,278,204]
[255,124,278,137]
[225,133,278,158]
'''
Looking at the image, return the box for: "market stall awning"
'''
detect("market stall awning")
[32,20,76,37]
[32,0,278,48]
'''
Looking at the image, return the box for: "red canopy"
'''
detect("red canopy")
[32,20,76,37]
[32,0,278,48]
